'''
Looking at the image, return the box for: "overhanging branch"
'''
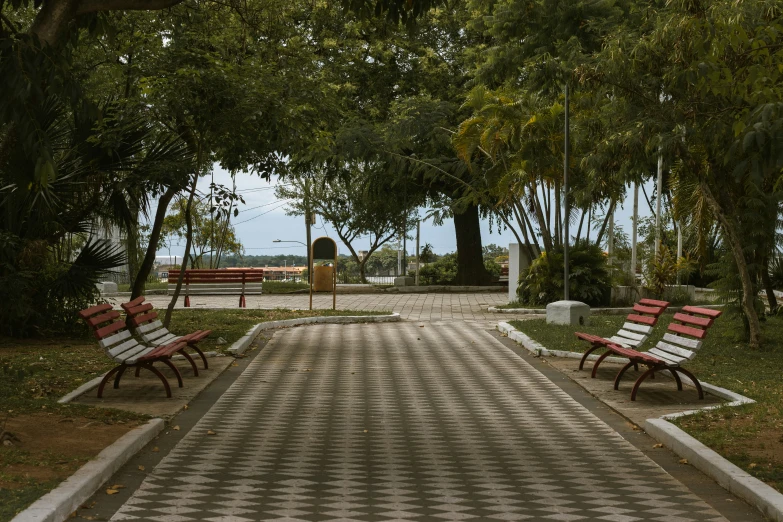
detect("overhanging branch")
[76,0,185,14]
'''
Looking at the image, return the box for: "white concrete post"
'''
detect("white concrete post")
[631,182,639,283]
[509,243,521,303]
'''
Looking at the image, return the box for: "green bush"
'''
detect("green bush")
[517,241,611,306]
[419,253,458,285]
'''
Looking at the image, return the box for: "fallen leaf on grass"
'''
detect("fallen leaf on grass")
[363,429,368,433]
[151,447,159,452]
[183,404,188,410]
[111,484,125,489]
[749,463,758,469]
[653,444,663,449]
[679,459,689,465]
[232,363,239,367]
[106,489,119,495]
[172,425,180,431]
[138,465,145,471]
[207,430,216,435]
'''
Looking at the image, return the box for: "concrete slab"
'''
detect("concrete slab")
[72,356,234,418]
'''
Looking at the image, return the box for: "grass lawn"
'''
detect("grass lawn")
[510,312,783,492]
[260,281,310,293]
[0,307,386,521]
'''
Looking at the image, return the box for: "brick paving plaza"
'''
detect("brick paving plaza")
[131,292,514,326]
[103,322,738,522]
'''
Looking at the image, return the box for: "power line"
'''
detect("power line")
[233,203,288,225]
[237,199,282,214]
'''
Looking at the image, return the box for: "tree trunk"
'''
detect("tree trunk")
[131,185,178,300]
[596,200,615,247]
[761,255,778,312]
[453,203,492,285]
[700,181,762,348]
[164,174,198,328]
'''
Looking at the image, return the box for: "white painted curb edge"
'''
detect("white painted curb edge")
[11,419,164,522]
[496,322,628,364]
[645,419,783,522]
[498,321,780,521]
[228,313,402,355]
[57,352,220,405]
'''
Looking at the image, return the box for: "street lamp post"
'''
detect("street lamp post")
[273,239,309,283]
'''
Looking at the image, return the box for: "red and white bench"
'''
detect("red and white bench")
[79,304,192,398]
[605,306,722,400]
[167,269,264,308]
[121,296,211,375]
[575,298,670,377]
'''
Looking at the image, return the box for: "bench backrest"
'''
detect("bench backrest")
[78,304,148,363]
[646,306,723,366]
[167,269,264,294]
[611,298,670,347]
[120,296,172,344]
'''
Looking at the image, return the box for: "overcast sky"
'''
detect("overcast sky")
[153,165,657,262]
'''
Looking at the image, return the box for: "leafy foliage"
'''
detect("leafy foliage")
[517,242,611,307]
[418,253,458,285]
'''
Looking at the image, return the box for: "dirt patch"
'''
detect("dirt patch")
[0,413,139,489]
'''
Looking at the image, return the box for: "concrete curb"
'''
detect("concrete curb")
[227,313,402,356]
[384,285,505,293]
[57,352,220,405]
[497,320,781,521]
[11,419,164,522]
[496,322,628,364]
[489,304,724,314]
[645,419,783,522]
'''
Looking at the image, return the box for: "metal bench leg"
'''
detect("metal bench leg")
[184,295,190,307]
[579,344,602,370]
[630,368,658,401]
[135,366,141,377]
[189,344,209,370]
[613,361,636,390]
[668,368,683,391]
[142,363,172,398]
[98,365,123,398]
[160,359,184,388]
[591,350,613,378]
[673,367,704,399]
[179,349,199,377]
[114,365,129,389]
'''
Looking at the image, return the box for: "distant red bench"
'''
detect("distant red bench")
[167,269,264,307]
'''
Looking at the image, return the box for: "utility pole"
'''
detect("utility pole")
[631,182,639,284]
[563,83,570,300]
[304,176,312,285]
[655,154,663,257]
[415,220,421,286]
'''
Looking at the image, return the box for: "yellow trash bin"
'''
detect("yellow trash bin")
[313,265,334,292]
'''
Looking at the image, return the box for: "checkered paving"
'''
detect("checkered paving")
[111,323,727,521]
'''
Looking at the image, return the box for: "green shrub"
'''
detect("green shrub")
[517,241,611,306]
[419,253,458,285]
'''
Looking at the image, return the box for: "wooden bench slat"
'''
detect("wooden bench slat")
[633,304,665,316]
[673,312,713,328]
[622,322,653,335]
[609,336,638,347]
[99,329,132,349]
[108,339,142,358]
[126,303,153,316]
[94,320,126,339]
[639,298,670,309]
[647,348,685,365]
[79,303,112,319]
[627,314,657,326]
[123,296,146,309]
[87,310,121,327]
[616,329,646,341]
[655,340,695,360]
[137,320,164,334]
[662,333,703,351]
[133,311,158,325]
[669,323,708,339]
[681,306,723,318]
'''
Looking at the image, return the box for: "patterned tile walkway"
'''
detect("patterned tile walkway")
[110,322,727,521]
[127,293,513,326]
